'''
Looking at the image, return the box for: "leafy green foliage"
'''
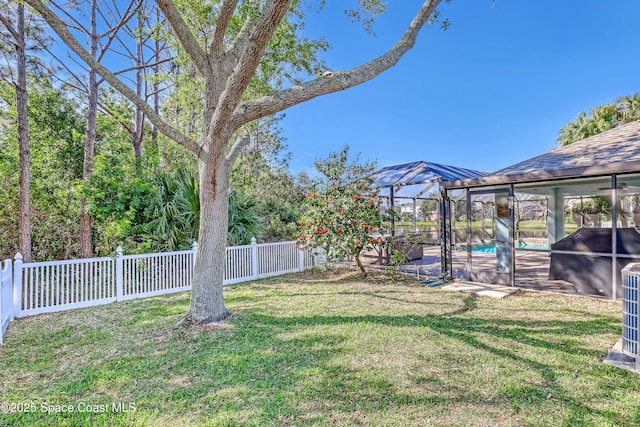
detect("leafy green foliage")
[0,80,86,260]
[146,168,198,252]
[419,198,438,220]
[297,147,389,274]
[84,114,157,256]
[227,189,260,246]
[557,93,640,146]
[230,116,306,242]
[145,167,261,249]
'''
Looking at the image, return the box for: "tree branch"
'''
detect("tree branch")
[210,0,238,58]
[225,130,250,163]
[98,0,141,61]
[112,56,174,76]
[0,15,19,41]
[210,0,292,144]
[221,4,255,75]
[231,0,441,131]
[98,101,136,137]
[25,0,202,155]
[156,0,209,76]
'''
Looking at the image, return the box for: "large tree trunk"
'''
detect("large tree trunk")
[187,155,230,324]
[16,3,32,262]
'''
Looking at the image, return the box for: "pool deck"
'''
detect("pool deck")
[362,245,591,298]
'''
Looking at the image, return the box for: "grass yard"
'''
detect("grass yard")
[1,267,639,426]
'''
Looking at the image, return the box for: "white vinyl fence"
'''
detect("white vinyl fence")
[0,239,322,344]
[1,259,12,345]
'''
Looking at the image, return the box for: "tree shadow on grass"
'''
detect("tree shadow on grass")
[81,306,629,425]
[220,311,632,426]
[2,296,635,426]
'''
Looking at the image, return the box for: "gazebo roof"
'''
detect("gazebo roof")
[372,161,486,198]
[444,120,640,189]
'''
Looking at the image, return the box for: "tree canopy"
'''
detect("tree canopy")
[23,0,448,324]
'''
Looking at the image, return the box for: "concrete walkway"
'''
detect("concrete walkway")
[440,280,519,299]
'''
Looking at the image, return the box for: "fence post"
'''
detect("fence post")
[191,241,198,268]
[12,253,22,319]
[3,259,13,323]
[637,273,640,373]
[298,244,305,272]
[250,238,258,279]
[115,246,123,301]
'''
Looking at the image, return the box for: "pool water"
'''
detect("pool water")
[472,243,549,253]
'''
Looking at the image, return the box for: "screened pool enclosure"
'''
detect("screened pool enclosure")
[371,121,640,300]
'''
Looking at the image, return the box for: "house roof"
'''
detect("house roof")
[443,120,640,189]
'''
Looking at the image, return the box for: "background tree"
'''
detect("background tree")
[557,93,640,226]
[557,92,640,146]
[297,147,385,275]
[230,115,305,241]
[419,199,438,221]
[27,0,448,324]
[0,80,86,260]
[0,3,50,261]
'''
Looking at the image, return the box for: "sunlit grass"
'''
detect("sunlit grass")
[0,267,638,426]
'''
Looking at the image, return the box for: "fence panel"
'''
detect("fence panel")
[4,240,318,330]
[19,257,115,317]
[257,241,301,278]
[1,259,12,345]
[224,245,253,285]
[121,250,193,300]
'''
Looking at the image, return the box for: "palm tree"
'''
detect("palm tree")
[616,93,640,123]
[558,93,640,146]
[148,171,193,251]
[148,169,261,250]
[558,112,593,146]
[227,190,260,246]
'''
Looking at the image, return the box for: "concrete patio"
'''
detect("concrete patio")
[364,245,594,298]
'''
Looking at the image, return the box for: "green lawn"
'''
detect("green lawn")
[1,268,638,426]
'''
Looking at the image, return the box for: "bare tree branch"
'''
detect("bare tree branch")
[222,3,255,75]
[0,15,19,41]
[230,0,441,132]
[43,45,86,89]
[97,0,141,61]
[225,130,251,165]
[25,0,202,155]
[112,56,174,76]
[50,2,89,36]
[98,100,136,136]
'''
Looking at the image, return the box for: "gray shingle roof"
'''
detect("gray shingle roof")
[443,120,640,189]
[494,120,640,175]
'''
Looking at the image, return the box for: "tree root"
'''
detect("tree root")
[174,310,232,330]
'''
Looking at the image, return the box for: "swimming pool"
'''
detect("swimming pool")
[471,243,549,253]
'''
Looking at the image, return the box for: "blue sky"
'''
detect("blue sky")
[281,0,640,175]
